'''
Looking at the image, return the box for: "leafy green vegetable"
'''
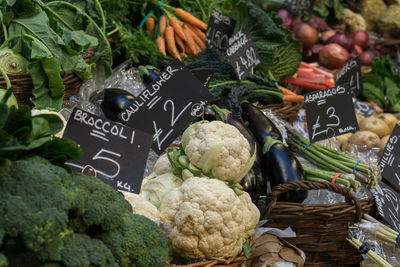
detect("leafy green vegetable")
[361,56,400,112]
[313,0,345,23]
[1,0,112,110]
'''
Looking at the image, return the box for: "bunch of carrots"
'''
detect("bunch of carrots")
[280,86,305,103]
[145,6,207,60]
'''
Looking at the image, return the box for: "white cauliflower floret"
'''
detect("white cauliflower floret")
[152,154,174,175]
[182,121,254,182]
[239,193,260,236]
[122,192,161,222]
[160,177,260,259]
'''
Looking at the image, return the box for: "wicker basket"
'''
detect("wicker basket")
[262,102,304,123]
[0,49,95,107]
[260,181,375,267]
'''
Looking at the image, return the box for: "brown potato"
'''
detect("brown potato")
[336,132,353,149]
[355,113,365,125]
[376,113,398,132]
[347,131,380,149]
[359,117,390,138]
[378,135,390,156]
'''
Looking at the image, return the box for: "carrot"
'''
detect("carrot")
[188,27,206,50]
[169,17,187,42]
[188,24,206,42]
[175,8,207,31]
[180,52,188,59]
[159,15,167,37]
[283,94,304,102]
[182,24,198,56]
[279,86,296,95]
[145,17,155,40]
[156,36,166,56]
[165,26,181,60]
[175,33,185,53]
[184,43,193,55]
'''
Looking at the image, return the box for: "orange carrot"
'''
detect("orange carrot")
[180,52,188,59]
[145,17,155,40]
[283,94,304,102]
[184,43,193,55]
[182,24,198,56]
[156,36,166,56]
[188,27,206,50]
[175,33,185,53]
[159,15,167,37]
[169,17,187,42]
[188,24,206,42]
[165,26,181,60]
[279,86,296,95]
[175,8,207,31]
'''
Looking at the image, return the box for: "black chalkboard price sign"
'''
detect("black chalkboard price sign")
[206,9,236,51]
[191,69,215,88]
[370,182,400,232]
[291,0,315,16]
[379,125,400,191]
[226,27,261,81]
[304,84,359,143]
[63,108,153,193]
[353,98,375,117]
[336,57,363,95]
[118,59,214,155]
[396,50,400,76]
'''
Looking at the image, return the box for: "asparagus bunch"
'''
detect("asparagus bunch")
[303,165,361,192]
[287,128,381,188]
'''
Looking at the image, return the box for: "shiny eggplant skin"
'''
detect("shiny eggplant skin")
[241,164,266,203]
[241,101,282,142]
[264,143,308,203]
[100,88,134,122]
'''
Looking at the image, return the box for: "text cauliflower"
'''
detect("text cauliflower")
[182,121,254,182]
[160,177,260,259]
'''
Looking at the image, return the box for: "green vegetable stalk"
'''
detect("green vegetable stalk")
[287,128,381,188]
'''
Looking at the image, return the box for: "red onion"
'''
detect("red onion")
[307,17,328,32]
[320,30,336,43]
[327,33,354,52]
[360,50,375,66]
[303,44,324,62]
[353,30,369,50]
[295,23,319,48]
[277,9,292,29]
[319,43,350,69]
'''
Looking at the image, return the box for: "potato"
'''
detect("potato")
[359,117,390,138]
[376,113,397,132]
[347,131,380,149]
[378,135,390,156]
[336,132,353,149]
[355,113,365,125]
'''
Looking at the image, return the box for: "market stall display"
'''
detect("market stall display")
[1,0,400,266]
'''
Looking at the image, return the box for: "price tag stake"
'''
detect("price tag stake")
[63,108,153,193]
[118,60,214,155]
[305,83,359,143]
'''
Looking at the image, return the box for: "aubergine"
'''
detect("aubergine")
[241,101,282,142]
[100,88,134,122]
[263,136,307,203]
[241,164,266,203]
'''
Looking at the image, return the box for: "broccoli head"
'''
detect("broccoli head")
[0,156,168,267]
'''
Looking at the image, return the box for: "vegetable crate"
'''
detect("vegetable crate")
[0,49,94,107]
[260,181,375,267]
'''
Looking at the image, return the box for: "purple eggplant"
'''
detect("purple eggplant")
[241,101,282,142]
[241,164,266,203]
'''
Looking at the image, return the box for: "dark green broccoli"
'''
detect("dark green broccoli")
[0,156,168,267]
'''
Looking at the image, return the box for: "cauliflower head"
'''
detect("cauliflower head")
[182,121,254,182]
[160,177,259,259]
[152,154,174,175]
[140,172,182,208]
[123,192,161,222]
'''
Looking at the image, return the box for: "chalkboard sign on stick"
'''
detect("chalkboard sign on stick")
[206,9,236,51]
[379,125,400,191]
[63,108,153,193]
[336,57,363,95]
[304,83,359,143]
[291,0,315,16]
[226,27,261,81]
[119,60,214,155]
[353,98,375,117]
[370,182,400,232]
